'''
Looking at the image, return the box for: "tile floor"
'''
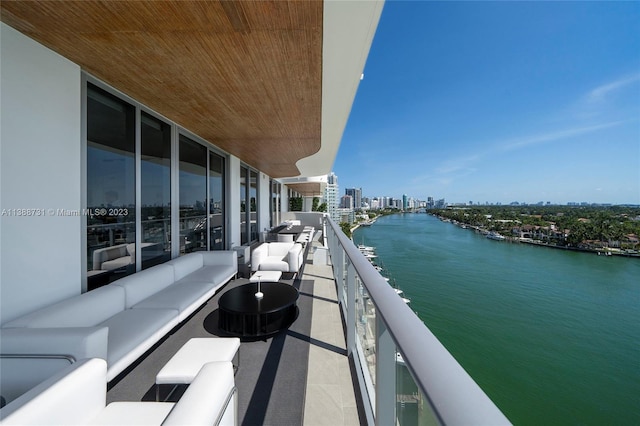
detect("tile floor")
[303,259,362,425]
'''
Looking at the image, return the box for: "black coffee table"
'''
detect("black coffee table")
[218,282,299,337]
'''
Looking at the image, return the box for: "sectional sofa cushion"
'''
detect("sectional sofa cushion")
[169,252,237,286]
[2,285,126,328]
[167,254,204,282]
[176,264,236,286]
[93,402,175,425]
[113,264,175,308]
[132,281,216,322]
[100,308,179,381]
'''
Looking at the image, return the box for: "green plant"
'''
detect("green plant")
[289,197,303,212]
[340,222,352,238]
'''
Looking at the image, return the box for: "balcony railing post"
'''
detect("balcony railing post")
[375,316,396,425]
[346,259,356,355]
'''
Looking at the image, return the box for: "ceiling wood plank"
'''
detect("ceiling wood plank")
[1,0,323,179]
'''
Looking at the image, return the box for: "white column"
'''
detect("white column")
[281,184,289,214]
[228,156,241,249]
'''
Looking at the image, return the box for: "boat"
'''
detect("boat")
[394,288,410,305]
[486,232,506,241]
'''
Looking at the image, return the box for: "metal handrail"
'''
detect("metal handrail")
[0,354,76,363]
[325,217,510,425]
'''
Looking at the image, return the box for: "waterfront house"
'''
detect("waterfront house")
[0,1,509,424]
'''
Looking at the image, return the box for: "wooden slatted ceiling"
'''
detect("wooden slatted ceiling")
[1,0,323,179]
[287,182,323,197]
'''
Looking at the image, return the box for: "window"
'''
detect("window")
[240,166,248,245]
[250,170,258,242]
[86,84,136,288]
[85,79,229,287]
[179,135,207,254]
[209,151,225,250]
[141,112,171,268]
[240,166,259,245]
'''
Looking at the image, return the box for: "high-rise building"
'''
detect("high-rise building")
[336,208,355,224]
[345,188,362,210]
[340,194,353,209]
[325,172,339,223]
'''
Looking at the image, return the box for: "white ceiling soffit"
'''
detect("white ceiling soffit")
[279,175,328,184]
[292,0,385,179]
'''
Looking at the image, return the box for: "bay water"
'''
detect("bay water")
[353,213,639,425]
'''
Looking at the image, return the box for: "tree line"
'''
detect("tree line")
[432,205,640,250]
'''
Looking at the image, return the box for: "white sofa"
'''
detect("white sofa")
[0,358,236,426]
[251,242,304,273]
[0,251,237,405]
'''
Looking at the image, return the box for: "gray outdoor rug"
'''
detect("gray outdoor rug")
[106,275,314,426]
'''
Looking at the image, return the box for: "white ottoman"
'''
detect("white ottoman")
[156,337,240,400]
[249,270,282,283]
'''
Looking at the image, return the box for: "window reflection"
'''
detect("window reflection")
[240,167,259,245]
[86,83,229,287]
[141,112,171,268]
[209,152,225,250]
[240,167,247,245]
[86,84,136,289]
[179,135,207,254]
[250,170,258,241]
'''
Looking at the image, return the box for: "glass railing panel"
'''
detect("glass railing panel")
[356,274,377,391]
[342,250,348,302]
[324,217,510,426]
[396,349,440,426]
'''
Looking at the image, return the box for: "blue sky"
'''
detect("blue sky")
[333,1,640,205]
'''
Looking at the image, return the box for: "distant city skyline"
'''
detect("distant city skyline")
[333,1,640,205]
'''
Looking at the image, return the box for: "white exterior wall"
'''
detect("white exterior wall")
[0,24,82,323]
[258,172,271,232]
[303,196,314,212]
[280,185,289,214]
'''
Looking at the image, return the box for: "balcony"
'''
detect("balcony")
[105,212,509,425]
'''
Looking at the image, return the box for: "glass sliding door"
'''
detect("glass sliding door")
[86,84,136,288]
[141,112,171,268]
[85,78,231,288]
[209,151,225,250]
[249,170,258,242]
[179,135,207,254]
[240,167,248,245]
[239,166,259,245]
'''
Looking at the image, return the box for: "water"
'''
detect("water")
[354,213,640,425]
